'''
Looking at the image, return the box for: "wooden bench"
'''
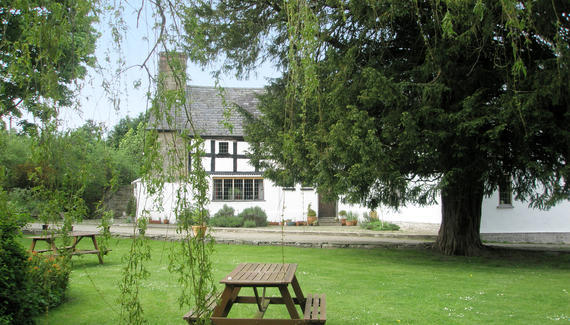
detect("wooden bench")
[183,293,220,324]
[304,293,326,324]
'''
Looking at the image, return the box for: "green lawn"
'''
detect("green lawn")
[23,237,570,324]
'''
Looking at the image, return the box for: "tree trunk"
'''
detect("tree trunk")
[436,178,484,256]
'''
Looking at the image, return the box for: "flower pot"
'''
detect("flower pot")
[340,218,347,226]
[307,216,317,225]
[346,220,356,226]
[192,225,207,238]
[163,219,170,224]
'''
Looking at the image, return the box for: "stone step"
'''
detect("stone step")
[318,218,340,226]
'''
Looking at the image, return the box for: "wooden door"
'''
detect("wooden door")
[318,193,337,219]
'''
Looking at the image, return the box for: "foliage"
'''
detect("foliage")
[242,220,257,228]
[198,0,570,255]
[0,0,97,124]
[0,187,32,325]
[27,253,71,310]
[345,211,358,222]
[338,210,347,217]
[0,122,141,218]
[6,188,43,217]
[361,220,401,232]
[107,113,148,149]
[0,131,32,188]
[307,204,316,217]
[213,204,235,218]
[209,215,243,228]
[238,206,268,227]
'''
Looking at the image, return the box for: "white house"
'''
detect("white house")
[133,53,569,244]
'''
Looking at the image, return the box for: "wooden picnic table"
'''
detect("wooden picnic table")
[184,263,326,324]
[29,231,108,264]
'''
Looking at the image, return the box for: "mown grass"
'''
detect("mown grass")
[22,236,570,324]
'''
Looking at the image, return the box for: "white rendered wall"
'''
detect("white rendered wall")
[216,158,233,172]
[133,178,319,223]
[338,201,441,223]
[481,193,570,233]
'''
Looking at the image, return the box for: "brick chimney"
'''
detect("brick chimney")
[158,51,188,91]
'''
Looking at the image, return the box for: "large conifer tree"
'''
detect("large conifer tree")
[186,0,569,255]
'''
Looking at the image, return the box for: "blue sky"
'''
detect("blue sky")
[59,3,279,131]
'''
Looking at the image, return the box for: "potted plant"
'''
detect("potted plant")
[307,204,317,226]
[338,210,347,226]
[183,207,209,238]
[345,211,358,226]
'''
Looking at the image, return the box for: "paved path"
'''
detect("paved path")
[23,222,570,253]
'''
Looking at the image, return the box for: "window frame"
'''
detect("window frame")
[218,142,229,154]
[497,175,514,209]
[212,177,264,201]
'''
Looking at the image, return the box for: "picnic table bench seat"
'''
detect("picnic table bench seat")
[183,292,220,324]
[304,293,326,324]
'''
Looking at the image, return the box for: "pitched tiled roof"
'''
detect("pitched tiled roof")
[150,86,264,137]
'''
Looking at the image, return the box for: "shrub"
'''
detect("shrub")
[213,204,235,218]
[338,210,347,217]
[209,215,243,227]
[238,206,268,227]
[209,205,243,227]
[7,188,43,218]
[243,220,257,228]
[360,220,401,231]
[0,204,32,325]
[27,254,71,310]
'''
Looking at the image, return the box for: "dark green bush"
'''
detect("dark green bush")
[243,220,257,228]
[7,188,43,218]
[238,206,268,227]
[209,215,243,227]
[213,204,235,218]
[209,205,243,227]
[0,206,32,325]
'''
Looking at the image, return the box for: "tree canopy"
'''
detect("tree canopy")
[0,0,97,124]
[189,0,569,255]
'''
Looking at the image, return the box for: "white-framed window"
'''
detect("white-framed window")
[213,178,264,201]
[219,142,229,154]
[498,175,513,208]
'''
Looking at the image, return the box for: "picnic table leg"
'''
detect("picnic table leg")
[49,238,58,254]
[212,285,241,318]
[291,275,306,313]
[29,238,37,253]
[90,235,104,264]
[279,285,301,319]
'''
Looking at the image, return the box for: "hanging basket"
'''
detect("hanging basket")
[192,225,207,238]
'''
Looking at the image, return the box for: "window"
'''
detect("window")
[498,175,513,207]
[213,178,264,201]
[219,142,229,154]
